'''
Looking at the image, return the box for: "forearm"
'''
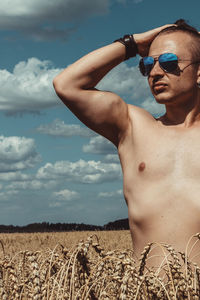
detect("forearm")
[53,41,127,93]
[53,24,174,97]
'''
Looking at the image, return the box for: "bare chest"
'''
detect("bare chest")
[121,126,200,181]
[120,120,200,253]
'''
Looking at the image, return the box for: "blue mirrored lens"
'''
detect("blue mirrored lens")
[140,56,154,76]
[159,53,177,63]
[159,53,178,72]
[143,56,154,66]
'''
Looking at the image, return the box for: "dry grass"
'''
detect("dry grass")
[0,231,200,299]
[0,231,132,255]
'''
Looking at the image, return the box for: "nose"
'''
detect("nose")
[149,60,165,77]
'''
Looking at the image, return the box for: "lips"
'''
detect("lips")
[152,82,167,93]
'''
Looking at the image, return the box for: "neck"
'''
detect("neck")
[162,91,200,127]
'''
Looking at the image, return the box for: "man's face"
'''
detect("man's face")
[148,32,199,106]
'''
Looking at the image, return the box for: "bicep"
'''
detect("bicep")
[57,88,130,146]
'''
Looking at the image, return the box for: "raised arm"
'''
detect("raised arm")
[53,25,173,147]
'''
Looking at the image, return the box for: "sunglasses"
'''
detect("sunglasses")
[139,53,195,76]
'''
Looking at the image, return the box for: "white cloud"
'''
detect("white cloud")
[50,189,82,207]
[0,136,40,172]
[103,154,120,163]
[0,171,30,181]
[0,59,158,115]
[83,135,116,155]
[0,58,61,114]
[97,62,151,101]
[36,159,122,183]
[36,119,96,138]
[0,0,109,41]
[98,189,123,198]
[0,190,19,201]
[6,180,57,191]
[53,189,80,201]
[97,63,166,117]
[97,63,164,116]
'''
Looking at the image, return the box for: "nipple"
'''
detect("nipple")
[138,162,146,172]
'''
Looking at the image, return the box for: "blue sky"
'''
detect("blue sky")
[0,0,199,226]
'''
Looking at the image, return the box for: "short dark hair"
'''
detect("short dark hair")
[156,19,200,61]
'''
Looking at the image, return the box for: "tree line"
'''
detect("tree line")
[0,219,129,233]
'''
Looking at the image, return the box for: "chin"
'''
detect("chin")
[154,93,174,104]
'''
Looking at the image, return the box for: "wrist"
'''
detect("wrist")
[114,34,138,60]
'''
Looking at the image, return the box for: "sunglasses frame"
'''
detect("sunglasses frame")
[139,53,195,76]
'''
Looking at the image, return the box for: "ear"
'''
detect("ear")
[197,64,200,85]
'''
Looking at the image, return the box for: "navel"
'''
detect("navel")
[138,162,146,172]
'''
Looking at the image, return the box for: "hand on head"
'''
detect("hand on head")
[134,24,175,57]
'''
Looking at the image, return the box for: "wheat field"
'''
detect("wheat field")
[0,230,200,299]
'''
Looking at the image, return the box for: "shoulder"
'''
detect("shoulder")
[127,104,156,124]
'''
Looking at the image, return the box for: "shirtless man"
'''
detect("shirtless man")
[53,20,200,267]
